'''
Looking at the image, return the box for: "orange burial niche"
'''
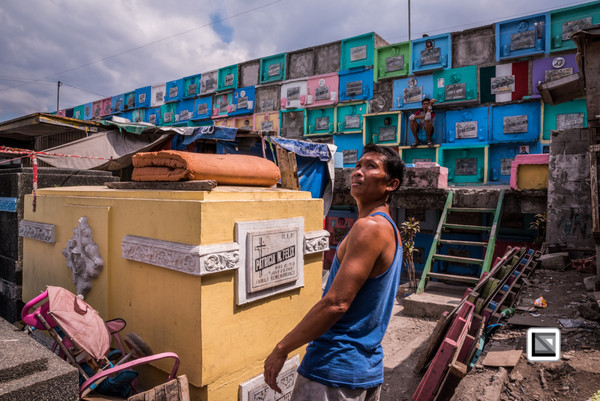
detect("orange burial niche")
[132,150,281,187]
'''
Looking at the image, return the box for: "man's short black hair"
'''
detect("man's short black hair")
[362,144,405,192]
[422,97,431,103]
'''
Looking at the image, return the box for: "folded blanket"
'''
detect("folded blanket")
[132,150,281,187]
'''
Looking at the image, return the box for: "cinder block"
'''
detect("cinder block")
[403,163,448,189]
[538,252,569,270]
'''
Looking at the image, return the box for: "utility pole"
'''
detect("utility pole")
[57,81,62,112]
[408,0,411,42]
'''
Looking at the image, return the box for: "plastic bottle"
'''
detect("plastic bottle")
[500,307,515,318]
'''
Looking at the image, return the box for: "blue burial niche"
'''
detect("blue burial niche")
[333,133,364,168]
[111,94,124,114]
[230,86,255,116]
[410,34,451,74]
[192,97,213,121]
[490,101,542,144]
[488,141,542,184]
[446,106,490,145]
[496,12,550,61]
[338,68,374,102]
[391,74,434,111]
[164,78,184,103]
[135,86,151,109]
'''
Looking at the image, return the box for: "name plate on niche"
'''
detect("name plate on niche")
[386,55,404,72]
[346,81,363,97]
[545,67,573,82]
[491,75,515,94]
[204,78,216,93]
[501,158,513,176]
[556,113,584,130]
[224,74,235,87]
[455,158,477,175]
[445,83,466,100]
[235,218,304,305]
[186,83,197,96]
[456,121,478,139]
[261,99,274,111]
[261,120,273,131]
[287,86,300,100]
[315,86,329,101]
[378,125,397,142]
[510,30,535,51]
[315,116,330,131]
[344,114,360,129]
[503,115,528,134]
[169,86,178,98]
[197,103,208,116]
[343,149,358,164]
[404,86,422,104]
[563,17,592,40]
[237,96,249,109]
[420,47,441,66]
[268,63,281,77]
[350,45,367,62]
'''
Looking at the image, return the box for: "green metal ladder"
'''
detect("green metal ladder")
[416,190,505,293]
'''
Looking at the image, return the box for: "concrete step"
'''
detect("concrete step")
[0,318,78,401]
[401,281,470,319]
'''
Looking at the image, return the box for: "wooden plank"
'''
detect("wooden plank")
[177,375,190,401]
[107,181,217,191]
[442,223,491,231]
[481,350,523,367]
[427,272,480,283]
[164,379,179,401]
[432,254,484,265]
[448,207,496,213]
[155,386,167,401]
[127,376,189,401]
[438,239,488,247]
[276,145,300,190]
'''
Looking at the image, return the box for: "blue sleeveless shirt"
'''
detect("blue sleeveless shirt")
[297,212,403,388]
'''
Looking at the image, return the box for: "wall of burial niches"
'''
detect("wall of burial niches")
[61,2,594,187]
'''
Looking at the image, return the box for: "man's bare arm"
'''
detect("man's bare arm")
[264,217,387,391]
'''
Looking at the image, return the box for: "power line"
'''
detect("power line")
[0,0,283,95]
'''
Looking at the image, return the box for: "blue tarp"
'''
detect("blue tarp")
[180,126,238,144]
[269,137,331,162]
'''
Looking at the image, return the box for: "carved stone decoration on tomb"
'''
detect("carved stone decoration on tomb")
[62,217,104,297]
[19,220,56,243]
[304,230,331,255]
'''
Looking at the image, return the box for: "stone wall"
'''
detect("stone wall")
[547,128,593,249]
[0,167,118,322]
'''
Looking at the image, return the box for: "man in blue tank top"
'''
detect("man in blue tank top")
[264,144,405,400]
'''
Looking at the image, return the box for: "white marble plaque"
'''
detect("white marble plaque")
[386,55,404,72]
[239,355,300,401]
[315,86,329,101]
[235,218,304,305]
[169,86,178,98]
[247,228,299,294]
[420,47,441,66]
[287,86,300,101]
[445,83,466,100]
[378,126,397,142]
[225,74,235,87]
[350,45,367,62]
[456,121,478,139]
[238,96,249,109]
[261,120,274,131]
[262,99,275,111]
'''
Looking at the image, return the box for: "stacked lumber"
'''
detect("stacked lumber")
[412,246,541,401]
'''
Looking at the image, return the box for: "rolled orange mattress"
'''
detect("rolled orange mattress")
[132,150,281,187]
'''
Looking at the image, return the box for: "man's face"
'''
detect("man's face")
[350,152,390,200]
[422,100,430,111]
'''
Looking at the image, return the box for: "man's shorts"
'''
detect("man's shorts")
[290,373,382,401]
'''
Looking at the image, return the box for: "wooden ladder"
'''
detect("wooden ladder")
[416,190,505,293]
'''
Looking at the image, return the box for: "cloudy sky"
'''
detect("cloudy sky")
[0,0,589,122]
